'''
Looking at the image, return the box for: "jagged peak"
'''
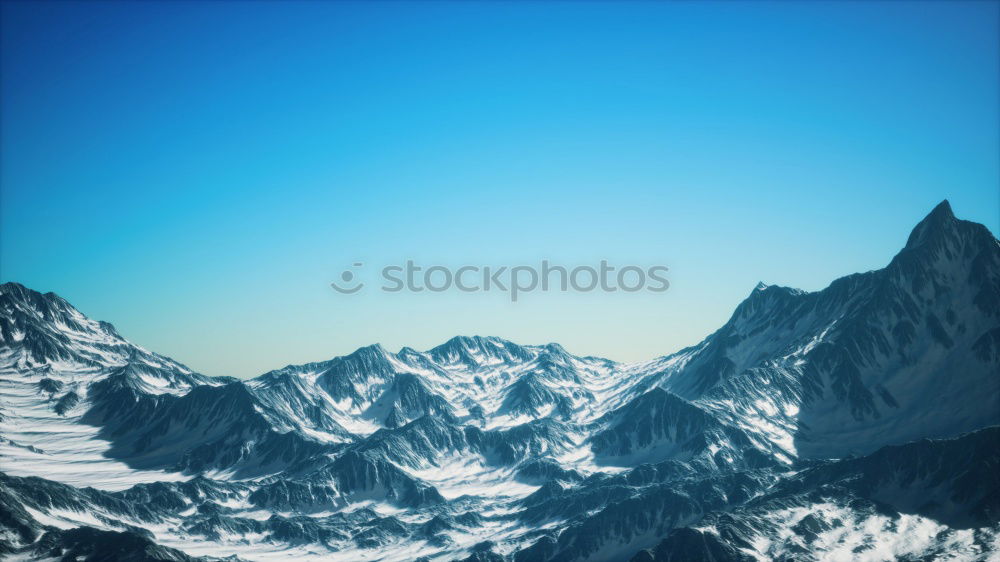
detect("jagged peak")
[0,281,31,295]
[342,343,391,362]
[328,343,398,376]
[427,334,530,365]
[0,281,56,301]
[356,342,388,354]
[432,335,502,351]
[1,282,71,314]
[729,282,804,322]
[448,335,484,345]
[904,199,957,250]
[0,282,159,370]
[749,282,801,297]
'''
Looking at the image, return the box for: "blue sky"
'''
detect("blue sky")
[2,1,998,378]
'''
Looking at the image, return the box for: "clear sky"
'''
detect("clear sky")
[2,1,998,378]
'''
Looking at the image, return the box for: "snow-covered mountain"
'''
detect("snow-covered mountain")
[653,200,1000,460]
[1,200,998,561]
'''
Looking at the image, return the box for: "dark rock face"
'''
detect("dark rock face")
[29,527,199,562]
[1,201,998,561]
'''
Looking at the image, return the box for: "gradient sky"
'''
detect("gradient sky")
[2,1,998,378]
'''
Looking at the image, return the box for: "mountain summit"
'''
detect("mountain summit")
[904,198,956,248]
[1,202,998,561]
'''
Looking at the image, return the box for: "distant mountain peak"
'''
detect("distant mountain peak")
[436,335,504,349]
[542,342,568,355]
[337,343,395,370]
[427,334,531,366]
[353,342,388,355]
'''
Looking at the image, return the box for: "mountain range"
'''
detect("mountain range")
[1,200,998,561]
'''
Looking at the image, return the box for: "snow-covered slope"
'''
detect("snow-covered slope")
[1,200,998,561]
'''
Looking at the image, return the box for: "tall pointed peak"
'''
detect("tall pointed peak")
[905,200,956,250]
[929,199,954,218]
